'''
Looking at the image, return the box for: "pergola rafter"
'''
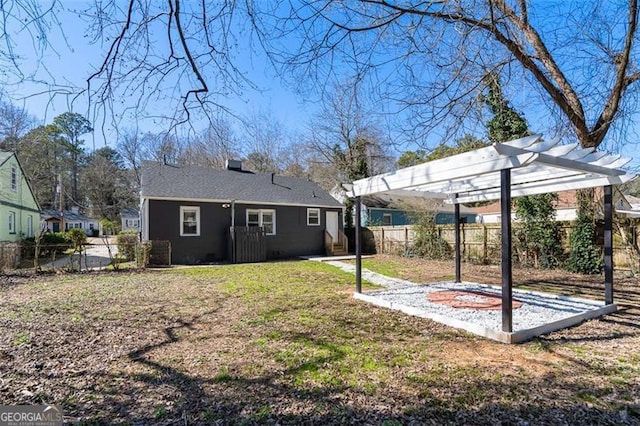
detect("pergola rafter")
[351,135,634,203]
[349,135,637,338]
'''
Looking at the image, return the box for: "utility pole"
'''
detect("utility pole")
[58,174,65,232]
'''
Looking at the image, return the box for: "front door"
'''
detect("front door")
[326,211,339,241]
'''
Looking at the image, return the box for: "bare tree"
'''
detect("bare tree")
[240,108,291,173]
[305,79,393,185]
[82,1,258,131]
[2,1,259,134]
[0,99,34,149]
[7,1,639,156]
[256,1,640,151]
[181,116,240,168]
[83,147,136,222]
[116,130,145,186]
[0,1,61,81]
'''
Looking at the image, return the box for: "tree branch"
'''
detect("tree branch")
[589,0,638,148]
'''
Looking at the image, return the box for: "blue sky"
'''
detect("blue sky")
[2,1,639,172]
[2,2,313,151]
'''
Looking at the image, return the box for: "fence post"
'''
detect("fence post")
[483,224,488,264]
[405,226,409,252]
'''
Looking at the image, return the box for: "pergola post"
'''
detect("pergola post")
[355,196,362,294]
[501,169,513,333]
[454,198,461,283]
[604,185,613,304]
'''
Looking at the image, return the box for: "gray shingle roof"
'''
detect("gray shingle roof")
[141,162,343,208]
[41,209,98,222]
[120,207,140,218]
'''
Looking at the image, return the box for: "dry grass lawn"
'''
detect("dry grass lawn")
[0,257,639,425]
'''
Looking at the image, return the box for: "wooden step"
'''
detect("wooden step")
[331,245,348,256]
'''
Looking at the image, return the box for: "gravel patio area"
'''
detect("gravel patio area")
[326,260,617,344]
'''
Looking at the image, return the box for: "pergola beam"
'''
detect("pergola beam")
[453,173,635,204]
[494,144,627,177]
[351,135,634,204]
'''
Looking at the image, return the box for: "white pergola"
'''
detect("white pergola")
[349,135,637,335]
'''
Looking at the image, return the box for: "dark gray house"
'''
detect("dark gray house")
[140,161,346,264]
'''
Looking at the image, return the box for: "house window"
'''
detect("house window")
[126,219,139,228]
[8,211,15,234]
[10,165,17,192]
[246,209,276,235]
[26,215,33,237]
[180,206,200,236]
[307,208,320,226]
[382,213,392,226]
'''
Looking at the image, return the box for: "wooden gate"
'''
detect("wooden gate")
[230,227,267,263]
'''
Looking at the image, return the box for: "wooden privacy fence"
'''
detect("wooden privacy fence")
[367,224,640,270]
[0,243,20,270]
[230,226,267,263]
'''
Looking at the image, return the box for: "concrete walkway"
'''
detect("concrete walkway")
[41,238,119,271]
[323,260,416,290]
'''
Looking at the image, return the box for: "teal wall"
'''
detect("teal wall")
[365,209,411,226]
[365,208,476,226]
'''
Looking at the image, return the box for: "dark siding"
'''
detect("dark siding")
[148,199,343,264]
[148,199,231,264]
[234,204,343,259]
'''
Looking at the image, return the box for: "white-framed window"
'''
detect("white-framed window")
[382,213,392,226]
[180,206,200,236]
[10,165,17,192]
[246,209,276,235]
[307,208,320,226]
[26,215,33,237]
[8,211,15,234]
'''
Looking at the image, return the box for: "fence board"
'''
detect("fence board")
[231,227,267,263]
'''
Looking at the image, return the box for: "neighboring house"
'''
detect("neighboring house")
[41,207,100,236]
[0,151,40,241]
[331,187,477,226]
[121,207,141,232]
[360,194,478,226]
[473,189,634,223]
[140,160,345,264]
[616,194,640,218]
